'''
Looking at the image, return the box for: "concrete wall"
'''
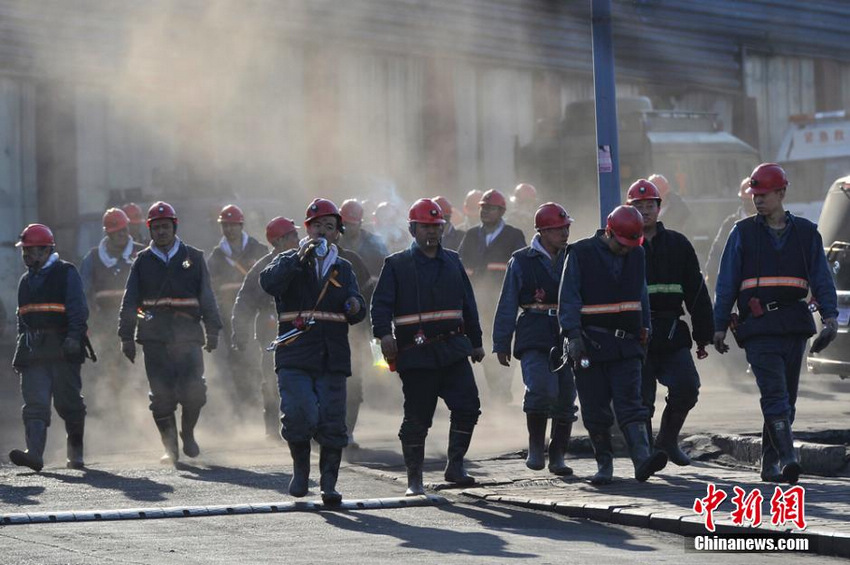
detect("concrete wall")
[0,76,37,323]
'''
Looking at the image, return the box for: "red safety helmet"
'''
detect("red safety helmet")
[747,163,788,194]
[739,177,750,199]
[304,198,342,226]
[606,205,645,248]
[16,224,55,248]
[479,189,507,209]
[432,196,453,217]
[463,190,483,215]
[373,202,394,226]
[147,201,178,227]
[408,198,446,225]
[265,216,297,244]
[122,202,144,225]
[626,179,662,204]
[218,204,244,224]
[534,202,573,230]
[340,199,364,224]
[647,174,671,199]
[511,183,538,205]
[103,208,130,234]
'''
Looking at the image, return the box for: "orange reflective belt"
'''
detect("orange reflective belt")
[580,301,641,315]
[94,290,125,299]
[141,297,200,308]
[486,263,508,272]
[219,282,243,292]
[521,303,558,311]
[739,277,809,291]
[279,311,347,323]
[393,310,463,327]
[17,303,66,315]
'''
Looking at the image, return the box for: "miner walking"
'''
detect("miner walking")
[118,202,222,466]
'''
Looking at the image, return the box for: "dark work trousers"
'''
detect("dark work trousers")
[641,347,701,418]
[744,335,807,423]
[277,367,348,449]
[574,357,648,433]
[142,342,207,420]
[397,359,482,444]
[519,349,578,422]
[20,361,86,425]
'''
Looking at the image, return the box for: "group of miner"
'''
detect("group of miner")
[8,162,840,504]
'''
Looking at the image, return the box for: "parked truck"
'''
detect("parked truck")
[515,96,760,259]
[807,176,850,379]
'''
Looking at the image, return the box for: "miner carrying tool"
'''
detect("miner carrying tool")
[558,205,668,485]
[493,202,578,476]
[10,223,91,471]
[260,198,366,505]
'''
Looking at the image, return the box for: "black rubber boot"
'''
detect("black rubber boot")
[345,401,361,450]
[401,441,426,496]
[547,420,573,476]
[154,414,179,466]
[65,418,85,469]
[180,406,201,458]
[444,423,476,486]
[525,413,548,471]
[319,446,343,505]
[766,418,801,485]
[288,441,311,497]
[760,422,782,482]
[654,406,692,466]
[623,421,668,482]
[9,419,47,472]
[588,429,614,485]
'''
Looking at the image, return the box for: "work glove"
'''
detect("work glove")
[204,334,219,353]
[567,336,587,364]
[344,296,361,317]
[713,331,729,354]
[62,337,81,358]
[380,334,398,360]
[496,351,511,367]
[121,340,136,363]
[810,318,839,354]
[471,347,485,363]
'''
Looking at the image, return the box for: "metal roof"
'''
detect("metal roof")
[0,1,848,92]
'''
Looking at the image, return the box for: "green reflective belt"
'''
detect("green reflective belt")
[647,283,684,295]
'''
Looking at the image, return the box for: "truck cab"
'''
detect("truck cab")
[807,176,850,379]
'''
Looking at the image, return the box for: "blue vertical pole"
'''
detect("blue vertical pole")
[591,0,621,228]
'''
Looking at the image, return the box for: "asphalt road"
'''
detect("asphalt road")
[1,464,840,565]
[1,346,848,563]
